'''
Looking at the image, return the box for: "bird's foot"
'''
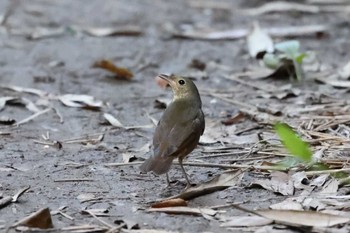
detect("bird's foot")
[184,182,196,190]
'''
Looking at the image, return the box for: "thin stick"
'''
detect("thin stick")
[105,161,288,171]
[84,210,114,229]
[221,155,274,162]
[305,167,350,176]
[16,108,51,126]
[54,178,95,182]
[198,150,250,159]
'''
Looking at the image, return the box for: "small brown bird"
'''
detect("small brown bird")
[140,74,205,188]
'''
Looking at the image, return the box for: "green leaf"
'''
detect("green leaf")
[274,123,312,162]
[275,40,300,57]
[295,53,307,64]
[263,53,280,69]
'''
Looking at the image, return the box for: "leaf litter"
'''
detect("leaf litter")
[2,1,350,233]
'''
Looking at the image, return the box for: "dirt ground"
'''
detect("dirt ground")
[1,0,350,232]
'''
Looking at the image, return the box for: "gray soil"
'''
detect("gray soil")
[0,0,349,232]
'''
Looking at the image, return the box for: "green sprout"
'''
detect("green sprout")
[263,40,307,81]
[274,122,312,162]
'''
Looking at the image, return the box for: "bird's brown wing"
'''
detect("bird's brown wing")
[153,109,205,159]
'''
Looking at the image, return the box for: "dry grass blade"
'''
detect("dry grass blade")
[147,206,217,216]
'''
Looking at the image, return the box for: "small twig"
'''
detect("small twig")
[53,178,95,182]
[62,133,105,143]
[16,108,51,126]
[84,210,114,229]
[105,161,288,171]
[196,150,250,159]
[305,167,350,176]
[0,186,30,209]
[52,107,64,123]
[221,155,275,162]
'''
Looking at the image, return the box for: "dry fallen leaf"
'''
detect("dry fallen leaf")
[58,94,103,110]
[221,215,273,227]
[339,60,350,79]
[170,170,244,200]
[103,113,124,128]
[28,27,65,40]
[147,206,217,216]
[151,198,187,208]
[250,171,294,196]
[171,24,328,40]
[256,209,350,227]
[0,116,16,125]
[221,112,245,126]
[269,198,304,211]
[122,153,137,163]
[0,96,17,111]
[247,22,274,59]
[14,207,54,229]
[103,113,153,130]
[92,59,133,80]
[242,1,320,15]
[83,25,142,37]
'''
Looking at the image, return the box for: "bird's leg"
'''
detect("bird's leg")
[179,157,192,189]
[166,172,171,187]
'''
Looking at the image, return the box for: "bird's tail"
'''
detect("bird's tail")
[139,156,174,175]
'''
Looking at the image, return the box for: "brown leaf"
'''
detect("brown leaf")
[92,59,133,80]
[151,198,187,208]
[221,112,245,125]
[58,94,103,110]
[170,170,244,200]
[14,207,54,229]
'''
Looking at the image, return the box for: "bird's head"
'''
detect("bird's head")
[157,74,201,103]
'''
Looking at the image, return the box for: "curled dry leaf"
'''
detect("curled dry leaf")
[103,113,124,128]
[0,96,17,111]
[170,170,244,200]
[122,153,137,163]
[92,59,133,80]
[221,112,245,126]
[83,25,142,37]
[247,22,274,59]
[242,1,320,15]
[58,94,103,110]
[151,198,187,208]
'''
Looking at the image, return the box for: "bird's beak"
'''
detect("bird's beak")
[158,74,176,88]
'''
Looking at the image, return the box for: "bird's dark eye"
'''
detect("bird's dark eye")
[178,80,185,85]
